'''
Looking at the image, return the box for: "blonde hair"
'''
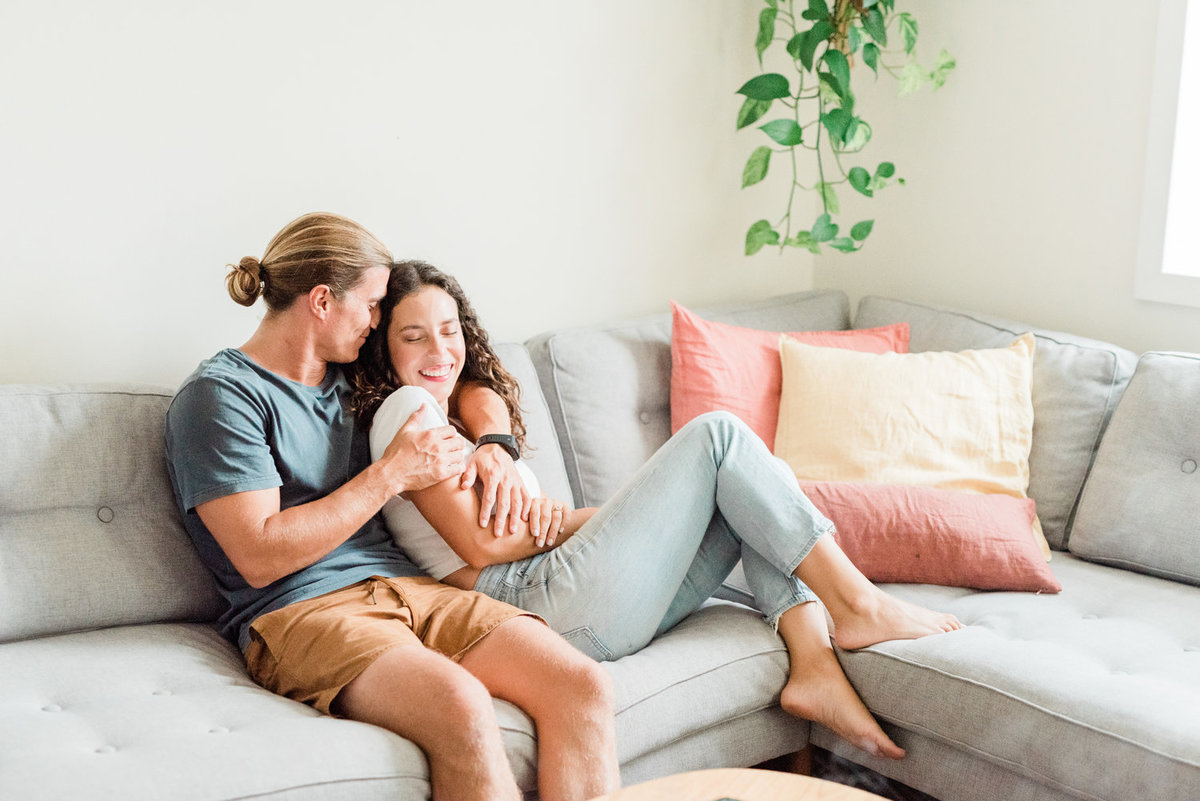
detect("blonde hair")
[226,212,392,310]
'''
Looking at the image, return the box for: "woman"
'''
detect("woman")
[350,260,962,760]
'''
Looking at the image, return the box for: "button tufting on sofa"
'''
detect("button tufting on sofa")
[96,506,114,523]
[1183,459,1197,474]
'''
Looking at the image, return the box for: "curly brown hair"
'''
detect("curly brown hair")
[347,260,527,452]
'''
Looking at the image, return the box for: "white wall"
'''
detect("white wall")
[0,1,814,387]
[813,0,1200,355]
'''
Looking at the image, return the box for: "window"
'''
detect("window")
[1136,0,1200,305]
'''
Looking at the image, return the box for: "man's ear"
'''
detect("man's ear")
[308,285,334,320]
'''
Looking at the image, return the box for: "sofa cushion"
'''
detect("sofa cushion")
[833,554,1200,801]
[0,604,805,801]
[494,343,573,504]
[527,290,851,507]
[669,300,909,448]
[1070,352,1200,585]
[0,385,223,643]
[853,297,1137,551]
[0,623,464,800]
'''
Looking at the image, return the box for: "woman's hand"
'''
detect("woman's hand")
[460,443,533,537]
[528,497,572,548]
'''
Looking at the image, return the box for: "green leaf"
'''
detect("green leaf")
[930,49,957,90]
[801,0,830,21]
[811,213,838,242]
[844,118,871,150]
[876,161,896,179]
[821,107,853,144]
[794,20,835,72]
[862,42,880,75]
[898,13,919,54]
[737,73,791,100]
[742,146,772,188]
[755,8,778,65]
[822,49,851,98]
[765,0,778,8]
[736,97,772,129]
[862,8,887,45]
[759,119,804,146]
[846,25,862,55]
[851,219,875,240]
[817,75,842,106]
[848,166,873,197]
[819,72,853,113]
[745,220,780,255]
[787,230,814,247]
[829,237,859,253]
[817,181,840,215]
[899,60,924,96]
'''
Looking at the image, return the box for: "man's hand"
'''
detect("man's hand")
[461,443,533,537]
[379,409,466,495]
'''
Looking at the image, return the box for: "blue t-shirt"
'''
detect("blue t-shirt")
[164,348,422,651]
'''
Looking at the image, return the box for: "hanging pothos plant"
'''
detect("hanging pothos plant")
[739,0,955,255]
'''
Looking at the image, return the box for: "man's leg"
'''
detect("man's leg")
[335,645,521,801]
[460,616,620,801]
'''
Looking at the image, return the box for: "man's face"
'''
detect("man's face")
[325,266,389,363]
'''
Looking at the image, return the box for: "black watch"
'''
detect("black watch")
[474,433,520,461]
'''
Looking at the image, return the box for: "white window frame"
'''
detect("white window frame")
[1136,0,1200,306]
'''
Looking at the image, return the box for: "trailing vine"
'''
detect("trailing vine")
[739,0,955,255]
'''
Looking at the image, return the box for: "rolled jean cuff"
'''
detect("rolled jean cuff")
[783,520,836,577]
[763,589,819,631]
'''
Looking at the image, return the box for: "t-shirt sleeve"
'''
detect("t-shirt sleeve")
[166,376,283,511]
[368,386,448,463]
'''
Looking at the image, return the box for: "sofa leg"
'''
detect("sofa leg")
[753,744,813,776]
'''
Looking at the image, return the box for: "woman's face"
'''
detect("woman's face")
[387,285,467,410]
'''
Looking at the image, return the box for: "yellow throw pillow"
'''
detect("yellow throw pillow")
[775,332,1049,557]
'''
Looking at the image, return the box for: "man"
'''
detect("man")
[165,212,618,801]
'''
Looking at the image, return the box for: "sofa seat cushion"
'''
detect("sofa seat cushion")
[0,604,805,801]
[835,554,1200,800]
[853,297,1138,551]
[0,623,484,801]
[606,600,804,768]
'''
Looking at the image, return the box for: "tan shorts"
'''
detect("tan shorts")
[243,575,537,715]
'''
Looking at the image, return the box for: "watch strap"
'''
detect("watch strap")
[474,433,520,461]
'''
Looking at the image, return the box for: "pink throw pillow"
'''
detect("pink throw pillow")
[800,481,1061,593]
[670,301,909,447]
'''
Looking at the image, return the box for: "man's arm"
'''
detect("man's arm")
[198,411,465,588]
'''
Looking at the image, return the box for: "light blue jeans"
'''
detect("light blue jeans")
[474,411,834,661]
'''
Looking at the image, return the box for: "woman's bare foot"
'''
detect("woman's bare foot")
[829,588,962,651]
[781,658,905,760]
[794,536,963,651]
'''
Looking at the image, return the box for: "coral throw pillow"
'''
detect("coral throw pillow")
[669,301,909,448]
[800,481,1061,592]
[776,332,1052,561]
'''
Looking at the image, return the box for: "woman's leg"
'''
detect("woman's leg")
[775,602,905,759]
[477,411,958,658]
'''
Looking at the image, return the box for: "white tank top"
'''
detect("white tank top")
[369,386,541,580]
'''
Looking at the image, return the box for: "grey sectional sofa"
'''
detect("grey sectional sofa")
[2,290,1198,801]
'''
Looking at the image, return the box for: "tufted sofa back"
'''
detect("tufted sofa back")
[0,385,224,642]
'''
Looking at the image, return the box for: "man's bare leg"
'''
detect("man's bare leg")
[776,601,904,759]
[794,535,962,651]
[335,645,520,801]
[460,617,620,801]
